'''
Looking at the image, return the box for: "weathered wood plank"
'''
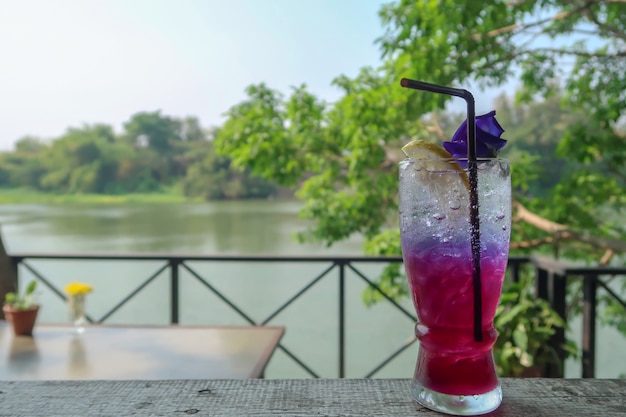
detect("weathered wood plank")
[0,379,624,416]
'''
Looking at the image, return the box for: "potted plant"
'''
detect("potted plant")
[2,280,40,336]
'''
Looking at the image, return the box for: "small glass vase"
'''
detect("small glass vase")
[68,294,87,333]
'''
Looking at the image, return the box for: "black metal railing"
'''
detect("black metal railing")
[5,253,626,378]
[530,256,626,378]
[9,253,414,378]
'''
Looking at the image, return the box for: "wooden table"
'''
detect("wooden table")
[0,379,623,416]
[0,322,284,380]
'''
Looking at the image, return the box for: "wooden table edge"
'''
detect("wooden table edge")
[17,322,286,331]
[248,326,285,378]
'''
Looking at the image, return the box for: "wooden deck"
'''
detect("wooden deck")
[0,378,623,416]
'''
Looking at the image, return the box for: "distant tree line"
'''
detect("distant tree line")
[0,92,581,201]
[0,111,277,199]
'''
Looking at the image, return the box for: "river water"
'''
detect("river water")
[0,201,623,378]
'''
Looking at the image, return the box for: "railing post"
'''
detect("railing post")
[536,267,549,300]
[535,265,567,378]
[170,259,180,324]
[582,275,597,378]
[548,272,567,378]
[511,261,521,283]
[338,261,346,378]
[0,228,18,319]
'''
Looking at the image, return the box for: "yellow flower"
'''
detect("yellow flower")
[65,282,94,296]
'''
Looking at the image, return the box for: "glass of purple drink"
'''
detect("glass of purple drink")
[399,151,511,415]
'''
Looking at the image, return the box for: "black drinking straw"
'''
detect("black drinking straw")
[400,78,483,343]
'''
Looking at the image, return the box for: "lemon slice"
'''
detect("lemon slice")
[401,140,470,192]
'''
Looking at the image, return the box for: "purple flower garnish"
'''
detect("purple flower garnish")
[443,110,507,162]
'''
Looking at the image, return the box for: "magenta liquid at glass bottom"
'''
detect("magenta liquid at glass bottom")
[402,238,507,400]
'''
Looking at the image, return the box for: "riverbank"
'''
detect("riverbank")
[0,187,200,204]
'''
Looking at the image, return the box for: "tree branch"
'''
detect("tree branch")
[425,114,449,142]
[473,1,595,40]
[530,47,626,58]
[510,236,556,250]
[513,200,567,233]
[600,249,614,265]
[583,5,626,42]
[473,43,625,81]
[513,199,626,254]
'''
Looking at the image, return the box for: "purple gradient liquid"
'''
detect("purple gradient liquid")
[402,237,507,395]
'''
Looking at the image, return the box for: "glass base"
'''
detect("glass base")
[411,381,502,416]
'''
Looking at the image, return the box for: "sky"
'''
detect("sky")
[0,0,501,151]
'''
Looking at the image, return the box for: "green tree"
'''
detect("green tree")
[214,0,626,373]
[38,124,123,193]
[217,79,412,246]
[183,133,277,200]
[123,111,181,153]
[478,89,579,197]
[168,117,211,178]
[121,111,182,185]
[177,116,207,142]
[0,136,48,188]
[217,0,626,270]
[376,0,626,260]
[0,112,281,198]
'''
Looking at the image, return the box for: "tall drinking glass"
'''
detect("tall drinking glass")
[399,156,511,415]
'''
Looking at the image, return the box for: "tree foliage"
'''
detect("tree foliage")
[213,0,626,374]
[0,113,276,199]
[182,134,276,200]
[216,0,626,260]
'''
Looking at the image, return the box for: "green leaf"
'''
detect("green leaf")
[25,280,37,296]
[512,324,528,352]
[495,304,525,327]
[520,351,533,367]
[4,292,15,304]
